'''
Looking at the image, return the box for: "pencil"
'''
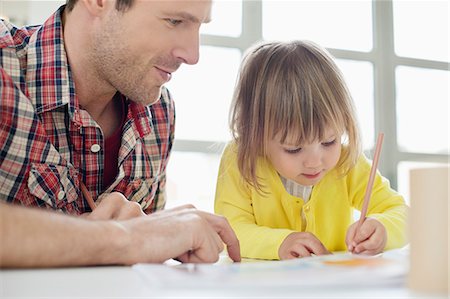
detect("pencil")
[357,132,384,227]
[80,181,97,211]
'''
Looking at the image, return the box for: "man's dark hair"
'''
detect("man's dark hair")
[65,0,134,12]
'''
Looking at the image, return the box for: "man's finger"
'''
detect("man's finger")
[197,211,241,262]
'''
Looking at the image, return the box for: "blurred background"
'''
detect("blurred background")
[1,0,448,212]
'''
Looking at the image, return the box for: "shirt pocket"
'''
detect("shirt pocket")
[27,163,79,209]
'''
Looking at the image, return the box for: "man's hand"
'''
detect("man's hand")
[118,205,241,264]
[173,207,241,263]
[84,197,241,263]
[86,192,145,220]
[278,232,330,259]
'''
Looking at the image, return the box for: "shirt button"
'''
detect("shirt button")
[90,144,101,153]
[304,206,310,213]
[57,190,65,200]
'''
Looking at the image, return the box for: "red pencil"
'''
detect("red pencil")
[80,181,97,211]
[357,132,384,227]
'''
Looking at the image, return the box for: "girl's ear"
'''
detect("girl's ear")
[79,0,110,17]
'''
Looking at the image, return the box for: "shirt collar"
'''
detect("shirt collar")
[26,5,77,117]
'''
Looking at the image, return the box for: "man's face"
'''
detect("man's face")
[90,0,212,105]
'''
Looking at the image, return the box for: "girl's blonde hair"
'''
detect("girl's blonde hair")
[230,40,362,191]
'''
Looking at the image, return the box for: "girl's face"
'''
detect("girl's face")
[267,129,342,186]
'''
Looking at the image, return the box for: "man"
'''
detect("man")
[0,0,240,266]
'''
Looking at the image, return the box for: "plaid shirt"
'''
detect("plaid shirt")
[0,6,174,215]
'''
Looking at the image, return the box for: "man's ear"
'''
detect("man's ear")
[80,0,111,17]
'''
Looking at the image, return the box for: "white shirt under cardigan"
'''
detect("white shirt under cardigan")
[280,176,313,231]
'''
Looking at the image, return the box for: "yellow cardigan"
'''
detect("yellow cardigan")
[214,143,408,260]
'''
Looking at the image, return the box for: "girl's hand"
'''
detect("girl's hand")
[278,232,330,259]
[346,218,387,255]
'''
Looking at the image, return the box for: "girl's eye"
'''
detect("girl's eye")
[284,148,302,154]
[166,19,182,26]
[322,139,337,147]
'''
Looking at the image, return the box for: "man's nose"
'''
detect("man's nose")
[172,33,200,65]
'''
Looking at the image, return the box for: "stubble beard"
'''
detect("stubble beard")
[90,18,162,106]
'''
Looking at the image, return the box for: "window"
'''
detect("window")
[262,0,373,52]
[336,59,374,149]
[396,66,449,154]
[201,0,242,37]
[0,1,65,25]
[393,1,449,62]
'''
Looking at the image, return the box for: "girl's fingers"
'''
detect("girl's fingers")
[290,246,312,259]
[352,225,374,245]
[345,224,357,251]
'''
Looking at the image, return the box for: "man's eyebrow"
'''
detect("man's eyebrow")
[172,12,211,24]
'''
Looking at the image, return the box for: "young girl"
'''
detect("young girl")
[214,40,408,260]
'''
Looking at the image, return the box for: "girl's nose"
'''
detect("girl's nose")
[303,149,322,169]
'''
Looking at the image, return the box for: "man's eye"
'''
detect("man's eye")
[166,19,182,26]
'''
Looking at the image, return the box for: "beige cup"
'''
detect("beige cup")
[408,165,449,294]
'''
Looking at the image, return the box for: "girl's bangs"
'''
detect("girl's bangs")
[268,92,345,146]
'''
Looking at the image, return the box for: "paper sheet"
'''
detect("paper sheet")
[133,248,409,289]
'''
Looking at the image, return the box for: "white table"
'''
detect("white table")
[1,264,446,298]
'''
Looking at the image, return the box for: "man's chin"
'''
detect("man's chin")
[129,91,161,106]
[145,96,161,106]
